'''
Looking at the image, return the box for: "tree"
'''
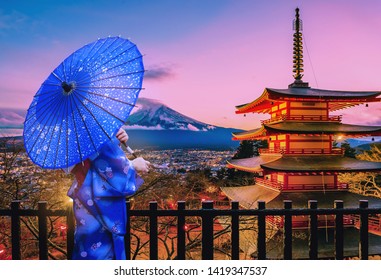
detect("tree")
[0,137,71,209]
[0,137,25,203]
[215,167,255,187]
[228,140,266,187]
[0,137,73,259]
[341,140,357,158]
[339,144,381,198]
[232,140,267,159]
[358,143,381,162]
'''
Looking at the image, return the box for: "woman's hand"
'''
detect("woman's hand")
[116,128,129,145]
[116,128,150,172]
[131,157,151,173]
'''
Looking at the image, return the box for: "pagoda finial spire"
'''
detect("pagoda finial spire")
[293,7,303,81]
[289,7,309,88]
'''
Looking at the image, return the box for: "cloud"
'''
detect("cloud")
[0,108,26,128]
[341,104,381,126]
[123,124,164,130]
[0,10,29,32]
[144,65,175,81]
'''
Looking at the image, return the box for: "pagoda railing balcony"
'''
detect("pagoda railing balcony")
[284,183,348,191]
[256,179,348,192]
[259,148,344,155]
[256,178,283,190]
[261,114,342,124]
[273,215,355,229]
[352,214,381,235]
[258,148,285,154]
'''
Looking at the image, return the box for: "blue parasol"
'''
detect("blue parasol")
[23,36,144,169]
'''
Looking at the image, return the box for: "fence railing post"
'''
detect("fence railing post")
[66,200,74,260]
[283,200,292,260]
[231,201,240,260]
[149,201,158,260]
[125,201,131,260]
[38,201,48,260]
[177,201,186,260]
[359,200,369,260]
[202,201,214,260]
[11,200,21,260]
[334,200,344,260]
[308,200,318,260]
[257,201,266,260]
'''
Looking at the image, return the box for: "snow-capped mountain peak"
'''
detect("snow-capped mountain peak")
[124,98,216,131]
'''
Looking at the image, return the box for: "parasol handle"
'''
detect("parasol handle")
[121,142,138,159]
[126,146,137,158]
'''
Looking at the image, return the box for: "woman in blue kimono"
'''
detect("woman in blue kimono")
[67,129,150,260]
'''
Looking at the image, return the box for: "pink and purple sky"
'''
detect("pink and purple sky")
[1,0,381,130]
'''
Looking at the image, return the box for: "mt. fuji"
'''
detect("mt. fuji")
[124,98,216,131]
[123,98,240,150]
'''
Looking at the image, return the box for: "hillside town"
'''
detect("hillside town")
[0,146,235,177]
[137,149,235,175]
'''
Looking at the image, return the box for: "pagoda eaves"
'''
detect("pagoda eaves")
[236,87,381,114]
[261,155,381,172]
[232,122,381,141]
[227,154,282,173]
[265,122,381,135]
[227,155,381,184]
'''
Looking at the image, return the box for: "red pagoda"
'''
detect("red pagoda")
[224,8,381,234]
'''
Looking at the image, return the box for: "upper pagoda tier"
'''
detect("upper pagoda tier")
[233,122,381,141]
[236,87,381,114]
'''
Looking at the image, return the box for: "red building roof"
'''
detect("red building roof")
[236,87,381,114]
[265,122,381,135]
[232,122,381,140]
[227,154,282,173]
[262,155,381,172]
[228,155,381,173]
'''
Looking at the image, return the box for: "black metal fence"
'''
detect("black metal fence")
[0,201,75,260]
[1,199,380,260]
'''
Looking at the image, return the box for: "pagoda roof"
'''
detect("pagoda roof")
[267,87,381,99]
[220,185,381,209]
[226,154,282,173]
[262,155,381,172]
[228,155,381,172]
[232,127,266,140]
[221,185,280,209]
[265,122,381,135]
[232,122,381,140]
[236,87,381,114]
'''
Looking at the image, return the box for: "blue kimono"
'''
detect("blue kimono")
[67,138,142,260]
